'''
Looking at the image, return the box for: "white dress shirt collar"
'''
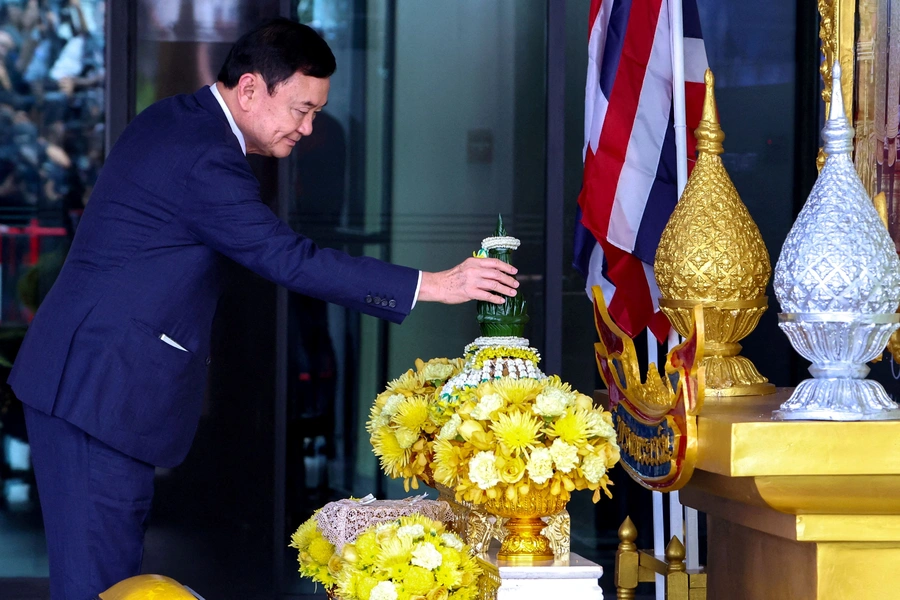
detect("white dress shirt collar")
[209,82,247,156]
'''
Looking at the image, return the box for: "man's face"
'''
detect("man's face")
[244,72,329,158]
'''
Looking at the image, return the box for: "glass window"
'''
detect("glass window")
[282,0,547,593]
[0,0,106,581]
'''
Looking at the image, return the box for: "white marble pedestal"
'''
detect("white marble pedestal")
[484,548,604,600]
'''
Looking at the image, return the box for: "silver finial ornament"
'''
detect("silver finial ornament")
[773,61,900,420]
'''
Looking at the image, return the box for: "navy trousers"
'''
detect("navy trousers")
[24,404,156,600]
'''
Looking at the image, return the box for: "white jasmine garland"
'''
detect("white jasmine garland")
[410,541,443,570]
[370,581,399,600]
[441,533,464,551]
[526,447,554,484]
[471,393,504,420]
[397,523,425,540]
[582,453,607,484]
[438,413,462,440]
[468,451,502,489]
[533,387,574,417]
[550,438,580,473]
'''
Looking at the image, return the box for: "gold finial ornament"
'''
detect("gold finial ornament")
[654,68,774,397]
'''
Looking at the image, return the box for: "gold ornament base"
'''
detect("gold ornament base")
[660,297,774,397]
[702,349,775,397]
[497,516,554,563]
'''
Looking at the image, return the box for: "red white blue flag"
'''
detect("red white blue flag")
[574,0,708,341]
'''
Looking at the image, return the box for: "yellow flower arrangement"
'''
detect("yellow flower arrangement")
[336,515,482,600]
[432,376,620,505]
[290,511,341,588]
[368,358,465,491]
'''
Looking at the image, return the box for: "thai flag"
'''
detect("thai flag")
[574,0,708,341]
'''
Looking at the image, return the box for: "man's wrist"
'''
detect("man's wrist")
[411,270,423,309]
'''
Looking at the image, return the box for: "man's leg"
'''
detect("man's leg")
[24,404,156,600]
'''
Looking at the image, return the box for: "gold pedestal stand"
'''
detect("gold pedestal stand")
[681,390,900,599]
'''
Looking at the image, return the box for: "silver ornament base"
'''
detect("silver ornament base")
[773,377,900,421]
[775,312,900,421]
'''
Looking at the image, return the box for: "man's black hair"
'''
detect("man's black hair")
[217,18,336,94]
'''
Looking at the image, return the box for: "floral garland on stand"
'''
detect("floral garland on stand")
[368,358,465,491]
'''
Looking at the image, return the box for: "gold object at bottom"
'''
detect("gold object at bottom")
[659,297,774,396]
[99,575,197,600]
[484,489,567,563]
[682,390,900,599]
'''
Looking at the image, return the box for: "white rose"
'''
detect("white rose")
[395,428,419,449]
[437,413,462,441]
[549,439,579,473]
[370,581,399,600]
[382,394,406,417]
[471,393,504,420]
[397,523,425,540]
[526,447,554,484]
[441,532,464,551]
[423,362,455,382]
[582,453,607,484]
[468,451,502,490]
[533,387,574,418]
[411,541,443,570]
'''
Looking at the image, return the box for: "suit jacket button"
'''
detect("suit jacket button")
[381,299,388,307]
[206,356,211,366]
[389,299,396,308]
[366,295,373,304]
[374,296,381,304]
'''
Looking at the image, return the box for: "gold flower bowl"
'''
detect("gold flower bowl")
[659,297,775,397]
[484,487,567,563]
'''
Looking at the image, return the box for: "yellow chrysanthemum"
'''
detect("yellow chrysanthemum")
[289,514,318,552]
[308,536,335,565]
[377,535,415,567]
[434,564,463,589]
[372,427,411,478]
[546,409,590,445]
[491,377,543,405]
[355,575,380,600]
[354,530,379,565]
[387,369,430,396]
[402,565,436,596]
[399,513,446,537]
[542,375,573,394]
[490,410,542,456]
[393,396,431,432]
[433,439,472,486]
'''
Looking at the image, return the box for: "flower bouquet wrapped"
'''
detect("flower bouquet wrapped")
[368,358,465,491]
[290,496,456,596]
[336,514,483,600]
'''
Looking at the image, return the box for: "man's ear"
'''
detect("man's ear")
[235,73,261,111]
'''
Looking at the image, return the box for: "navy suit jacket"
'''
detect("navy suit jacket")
[9,87,418,467]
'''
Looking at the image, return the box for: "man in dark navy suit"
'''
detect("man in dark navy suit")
[8,18,518,599]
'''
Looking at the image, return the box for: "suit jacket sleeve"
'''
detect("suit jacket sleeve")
[179,143,418,323]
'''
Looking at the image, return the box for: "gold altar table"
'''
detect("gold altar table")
[681,389,900,600]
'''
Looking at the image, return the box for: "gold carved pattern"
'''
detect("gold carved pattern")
[541,510,571,559]
[437,482,571,559]
[484,488,568,562]
[474,557,501,600]
[818,0,836,106]
[654,71,773,396]
[855,0,878,195]
[818,0,856,171]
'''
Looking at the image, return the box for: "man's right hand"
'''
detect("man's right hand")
[418,257,519,305]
